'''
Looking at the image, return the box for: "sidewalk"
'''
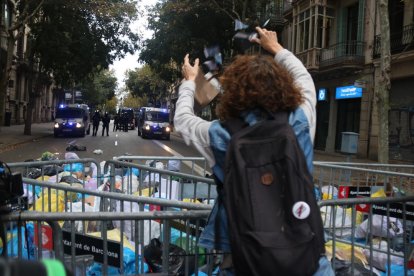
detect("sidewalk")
[0,122,378,163]
[0,123,54,153]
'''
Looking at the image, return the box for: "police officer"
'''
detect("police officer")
[101,112,110,136]
[122,112,128,132]
[92,110,101,136]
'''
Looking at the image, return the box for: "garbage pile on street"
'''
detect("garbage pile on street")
[1,157,414,275]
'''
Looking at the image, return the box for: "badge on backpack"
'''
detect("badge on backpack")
[292,201,310,219]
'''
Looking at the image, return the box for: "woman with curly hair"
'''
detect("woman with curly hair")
[174,27,333,275]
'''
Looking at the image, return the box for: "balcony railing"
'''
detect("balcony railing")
[373,24,414,58]
[296,48,321,71]
[283,0,293,13]
[320,41,365,68]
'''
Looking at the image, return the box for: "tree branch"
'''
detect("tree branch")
[10,0,45,32]
[210,0,240,21]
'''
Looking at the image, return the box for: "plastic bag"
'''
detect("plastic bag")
[144,238,195,276]
[320,205,353,237]
[64,202,95,232]
[355,215,403,239]
[325,240,368,266]
[114,201,160,245]
[332,258,381,276]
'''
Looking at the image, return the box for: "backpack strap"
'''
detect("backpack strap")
[221,117,246,136]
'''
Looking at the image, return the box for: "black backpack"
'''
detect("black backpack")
[216,112,325,276]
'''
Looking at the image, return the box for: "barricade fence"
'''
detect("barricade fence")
[104,159,216,205]
[313,162,414,200]
[315,161,414,174]
[7,158,103,190]
[114,156,210,177]
[319,195,414,275]
[0,210,212,276]
[3,158,414,275]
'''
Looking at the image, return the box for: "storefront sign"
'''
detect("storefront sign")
[318,88,327,101]
[372,202,414,221]
[339,186,371,212]
[62,230,121,267]
[335,85,362,99]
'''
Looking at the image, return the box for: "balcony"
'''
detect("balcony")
[296,48,321,71]
[373,24,414,58]
[319,41,365,70]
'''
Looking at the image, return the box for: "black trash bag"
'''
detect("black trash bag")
[144,238,195,276]
[43,165,63,176]
[60,175,83,184]
[66,144,87,151]
[332,258,372,276]
[24,168,42,179]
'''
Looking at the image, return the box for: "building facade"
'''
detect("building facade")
[0,2,57,127]
[282,0,414,161]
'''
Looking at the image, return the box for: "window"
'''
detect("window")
[293,3,334,52]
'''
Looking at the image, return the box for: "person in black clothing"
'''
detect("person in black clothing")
[92,110,101,136]
[102,112,110,136]
[122,112,129,132]
[113,114,120,132]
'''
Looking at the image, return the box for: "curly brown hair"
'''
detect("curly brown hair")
[216,54,303,121]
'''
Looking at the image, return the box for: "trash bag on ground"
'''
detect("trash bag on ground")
[144,238,195,276]
[43,165,63,176]
[60,175,83,185]
[86,229,148,275]
[325,240,367,266]
[320,205,353,237]
[24,168,42,179]
[355,215,403,239]
[0,226,33,259]
[66,144,86,151]
[332,258,381,276]
[114,201,161,245]
[41,151,58,161]
[63,202,95,232]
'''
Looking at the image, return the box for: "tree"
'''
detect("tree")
[81,69,118,109]
[125,65,167,106]
[139,0,283,86]
[123,93,144,109]
[139,0,234,84]
[104,96,118,115]
[21,0,138,134]
[375,0,391,163]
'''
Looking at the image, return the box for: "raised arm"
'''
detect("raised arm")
[252,27,317,140]
[174,55,215,166]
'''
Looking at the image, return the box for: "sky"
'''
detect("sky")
[109,0,159,89]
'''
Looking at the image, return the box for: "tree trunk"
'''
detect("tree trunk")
[376,0,391,163]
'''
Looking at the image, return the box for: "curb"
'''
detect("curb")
[0,133,53,154]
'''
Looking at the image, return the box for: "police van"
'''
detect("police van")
[137,107,171,140]
[54,104,91,137]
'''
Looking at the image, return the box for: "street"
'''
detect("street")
[0,121,203,165]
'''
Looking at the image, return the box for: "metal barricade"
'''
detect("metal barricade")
[104,159,216,205]
[313,162,414,200]
[319,196,414,275]
[315,161,414,174]
[0,210,213,276]
[114,156,210,177]
[8,158,102,187]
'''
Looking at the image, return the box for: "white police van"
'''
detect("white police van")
[54,104,91,137]
[137,107,171,140]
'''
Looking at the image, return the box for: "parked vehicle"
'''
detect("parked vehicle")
[137,107,171,140]
[54,104,91,137]
[118,107,135,130]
